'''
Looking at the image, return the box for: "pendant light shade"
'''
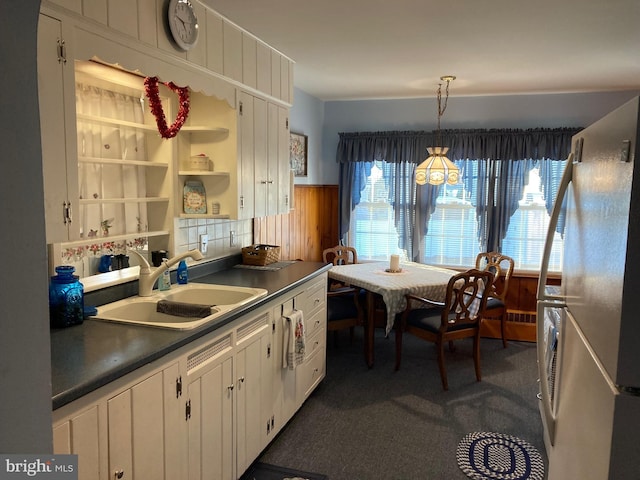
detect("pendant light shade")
[415,147,459,186]
[417,75,460,186]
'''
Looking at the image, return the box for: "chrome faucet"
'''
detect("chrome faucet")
[128,249,204,297]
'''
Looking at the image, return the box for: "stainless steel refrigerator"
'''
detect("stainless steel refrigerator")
[537,96,640,479]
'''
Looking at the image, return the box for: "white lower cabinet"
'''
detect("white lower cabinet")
[186,333,234,480]
[107,361,184,480]
[52,406,101,480]
[52,273,327,480]
[235,313,272,475]
[53,361,184,480]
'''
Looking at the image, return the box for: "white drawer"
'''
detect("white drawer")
[302,280,326,318]
[296,344,326,401]
[304,308,326,340]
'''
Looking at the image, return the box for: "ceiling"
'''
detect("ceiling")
[204,0,640,101]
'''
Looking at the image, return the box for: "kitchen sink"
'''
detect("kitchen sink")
[90,283,268,330]
[161,283,266,306]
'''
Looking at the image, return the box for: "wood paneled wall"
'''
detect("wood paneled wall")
[253,185,339,262]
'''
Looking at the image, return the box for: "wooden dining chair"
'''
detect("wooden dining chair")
[323,245,358,266]
[323,246,363,345]
[394,268,494,390]
[475,251,515,348]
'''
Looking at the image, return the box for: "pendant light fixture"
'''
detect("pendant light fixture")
[415,75,460,186]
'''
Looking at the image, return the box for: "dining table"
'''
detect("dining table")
[328,261,458,367]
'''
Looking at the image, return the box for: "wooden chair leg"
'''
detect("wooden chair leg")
[473,333,482,382]
[437,339,448,391]
[394,325,403,370]
[501,309,508,348]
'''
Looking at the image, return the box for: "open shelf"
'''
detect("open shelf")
[79,156,169,168]
[79,197,170,205]
[179,213,230,219]
[178,170,230,177]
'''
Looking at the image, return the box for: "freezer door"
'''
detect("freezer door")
[562,97,640,387]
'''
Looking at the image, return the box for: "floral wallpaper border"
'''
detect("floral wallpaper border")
[61,237,147,263]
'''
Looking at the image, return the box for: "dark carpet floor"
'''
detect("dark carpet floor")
[256,328,548,480]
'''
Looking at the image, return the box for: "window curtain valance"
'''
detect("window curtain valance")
[337,128,579,164]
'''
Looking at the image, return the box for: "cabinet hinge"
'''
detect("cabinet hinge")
[239,101,243,116]
[185,399,191,421]
[63,201,72,225]
[266,414,274,435]
[240,195,244,208]
[56,38,67,64]
[266,342,271,358]
[286,118,289,130]
[176,375,182,398]
[285,194,289,207]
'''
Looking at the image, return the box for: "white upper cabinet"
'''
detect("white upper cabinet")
[256,42,272,95]
[42,0,294,102]
[277,106,292,214]
[242,33,258,90]
[223,20,243,83]
[204,9,224,74]
[238,92,258,220]
[38,13,80,244]
[39,0,293,281]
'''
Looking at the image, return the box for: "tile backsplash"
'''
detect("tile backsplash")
[174,217,252,258]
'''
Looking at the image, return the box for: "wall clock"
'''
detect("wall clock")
[167,0,199,51]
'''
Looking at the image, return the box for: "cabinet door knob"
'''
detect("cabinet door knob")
[114,469,124,479]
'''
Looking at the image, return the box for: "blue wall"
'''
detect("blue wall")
[289,88,640,185]
[289,88,325,185]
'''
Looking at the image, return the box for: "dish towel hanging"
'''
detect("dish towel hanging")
[282,309,305,370]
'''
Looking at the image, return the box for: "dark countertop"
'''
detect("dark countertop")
[51,260,330,410]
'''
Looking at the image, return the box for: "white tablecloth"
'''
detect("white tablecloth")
[328,261,458,334]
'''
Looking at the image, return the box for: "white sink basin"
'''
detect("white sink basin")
[91,283,268,330]
[162,283,265,305]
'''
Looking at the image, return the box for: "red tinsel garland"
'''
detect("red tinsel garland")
[144,76,190,139]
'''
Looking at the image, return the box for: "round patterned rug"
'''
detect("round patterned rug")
[456,432,545,480]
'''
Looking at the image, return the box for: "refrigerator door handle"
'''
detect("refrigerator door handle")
[536,300,564,446]
[537,153,574,303]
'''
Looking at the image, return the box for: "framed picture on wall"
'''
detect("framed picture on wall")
[290,132,308,177]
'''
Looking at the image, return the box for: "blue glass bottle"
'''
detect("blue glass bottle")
[49,265,85,328]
